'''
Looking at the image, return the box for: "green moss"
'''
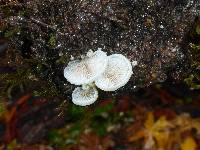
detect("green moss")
[0,60,60,99]
[184,74,200,90]
[56,54,69,64]
[4,27,21,38]
[48,131,63,144]
[48,33,56,48]
[196,25,200,35]
[1,6,14,17]
[18,9,29,17]
[93,103,113,116]
[68,124,82,138]
[92,122,107,136]
[67,104,85,119]
[0,69,33,99]
[184,20,200,90]
[190,43,200,50]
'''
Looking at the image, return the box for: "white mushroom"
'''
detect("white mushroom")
[95,54,133,91]
[64,50,108,85]
[72,86,98,106]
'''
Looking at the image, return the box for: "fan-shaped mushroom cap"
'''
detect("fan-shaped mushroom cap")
[64,50,108,85]
[72,86,98,106]
[95,54,133,91]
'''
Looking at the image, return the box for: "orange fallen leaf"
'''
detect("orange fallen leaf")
[180,137,197,150]
[129,112,174,149]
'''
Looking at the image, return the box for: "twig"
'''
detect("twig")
[30,17,57,30]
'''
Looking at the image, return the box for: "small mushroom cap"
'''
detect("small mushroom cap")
[72,86,98,106]
[95,54,133,91]
[64,50,108,85]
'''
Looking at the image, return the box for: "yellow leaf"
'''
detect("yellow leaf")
[144,112,154,129]
[153,116,172,130]
[181,137,197,150]
[154,131,170,148]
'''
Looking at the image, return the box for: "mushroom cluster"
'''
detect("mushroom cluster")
[64,49,134,106]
